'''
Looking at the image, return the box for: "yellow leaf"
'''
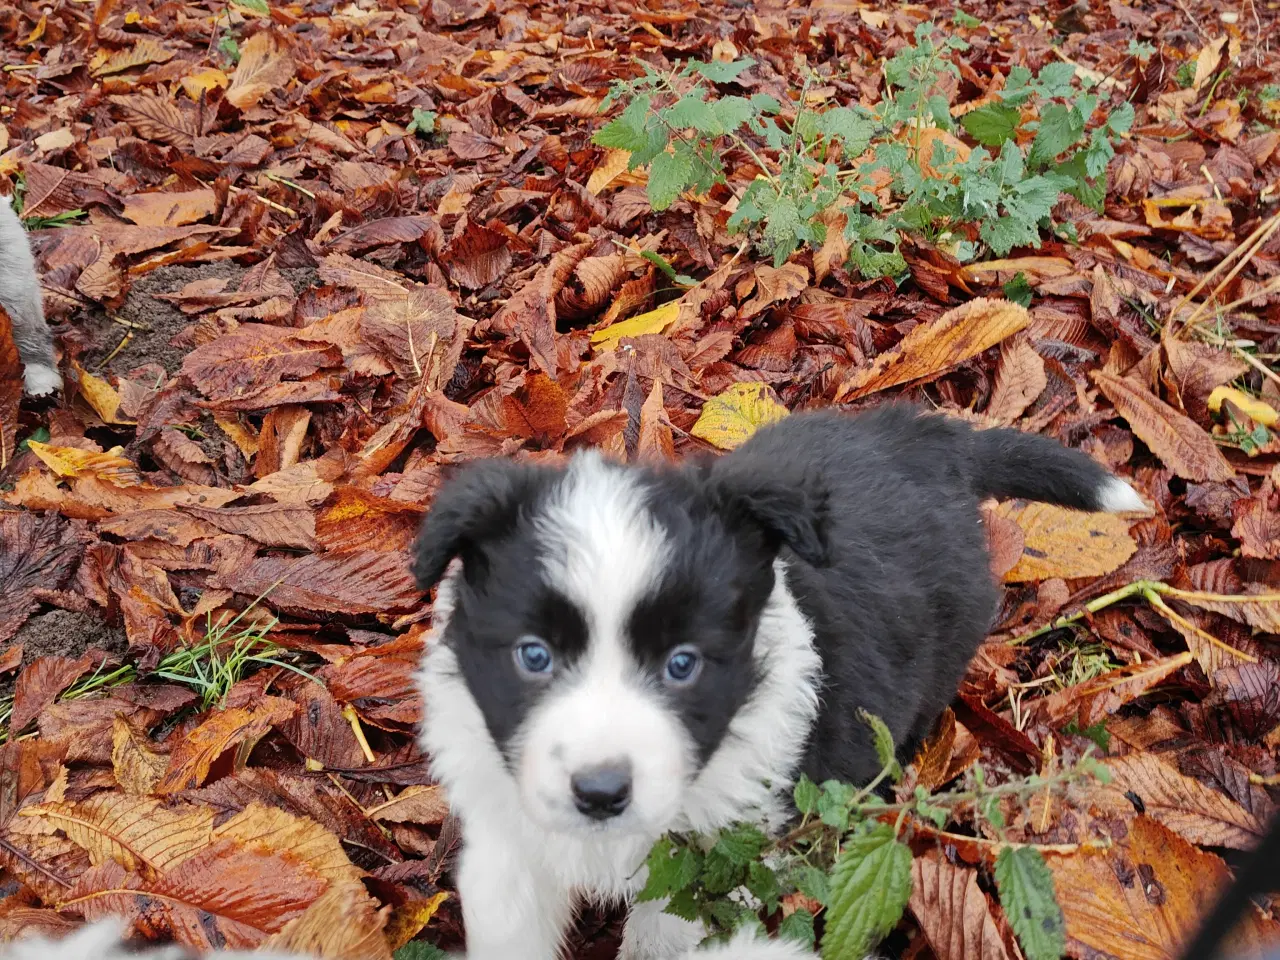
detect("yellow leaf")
[76,367,131,425]
[90,37,174,77]
[181,68,230,100]
[835,297,1029,401]
[1207,386,1278,426]
[591,300,681,348]
[384,891,449,951]
[111,716,168,795]
[28,440,143,486]
[995,500,1137,583]
[586,148,632,195]
[690,382,789,451]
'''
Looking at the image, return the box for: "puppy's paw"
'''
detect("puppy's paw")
[23,362,62,396]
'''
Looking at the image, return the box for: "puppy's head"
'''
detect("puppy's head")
[414,450,826,835]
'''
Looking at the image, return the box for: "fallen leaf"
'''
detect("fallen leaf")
[690,382,789,450]
[909,851,1015,960]
[210,551,423,615]
[836,299,1029,401]
[993,501,1136,582]
[156,698,297,793]
[1093,370,1234,482]
[1049,816,1278,960]
[987,337,1047,423]
[1099,753,1265,849]
[226,31,295,110]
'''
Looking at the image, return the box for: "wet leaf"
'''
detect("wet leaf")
[836,299,1029,401]
[1093,371,1234,482]
[690,382,789,450]
[993,501,1136,582]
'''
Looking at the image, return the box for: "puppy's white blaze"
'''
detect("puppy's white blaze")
[536,450,669,635]
[517,654,693,832]
[1095,476,1146,513]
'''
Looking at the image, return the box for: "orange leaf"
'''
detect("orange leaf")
[14,793,214,874]
[226,31,295,110]
[156,698,297,794]
[909,851,1016,960]
[1093,370,1234,481]
[836,298,1029,401]
[1049,816,1280,960]
[993,500,1136,583]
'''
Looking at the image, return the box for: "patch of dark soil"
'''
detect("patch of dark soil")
[79,263,322,379]
[0,608,127,702]
[10,608,126,660]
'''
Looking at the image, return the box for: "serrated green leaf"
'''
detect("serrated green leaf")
[982,214,1039,256]
[638,837,701,902]
[817,780,854,830]
[232,0,269,13]
[779,909,816,948]
[664,887,700,922]
[713,96,755,134]
[761,194,804,266]
[1029,103,1085,168]
[750,93,783,115]
[593,96,651,151]
[953,9,981,26]
[795,864,830,906]
[647,146,695,211]
[995,847,1066,960]
[1108,101,1135,136]
[702,847,745,895]
[859,709,901,779]
[394,943,447,960]
[960,103,1022,147]
[691,57,756,83]
[747,860,781,910]
[1035,62,1078,99]
[823,823,912,960]
[1003,272,1034,307]
[715,825,768,866]
[666,94,722,134]
[817,107,875,155]
[794,774,820,816]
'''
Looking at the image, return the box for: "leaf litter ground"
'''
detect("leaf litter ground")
[1,0,1279,958]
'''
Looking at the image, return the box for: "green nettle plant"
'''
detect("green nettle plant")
[593,23,1134,274]
[638,711,1109,960]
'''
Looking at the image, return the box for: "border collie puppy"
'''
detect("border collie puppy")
[0,194,61,396]
[412,406,1144,960]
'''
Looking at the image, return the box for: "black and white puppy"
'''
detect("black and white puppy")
[412,406,1145,960]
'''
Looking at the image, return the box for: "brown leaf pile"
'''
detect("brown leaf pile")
[1,0,1279,957]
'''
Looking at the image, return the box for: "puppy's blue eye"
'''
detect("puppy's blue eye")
[664,648,701,684]
[515,640,553,675]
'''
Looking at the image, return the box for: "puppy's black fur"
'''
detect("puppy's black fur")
[413,405,1132,791]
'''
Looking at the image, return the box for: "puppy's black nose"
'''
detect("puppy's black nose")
[571,762,632,820]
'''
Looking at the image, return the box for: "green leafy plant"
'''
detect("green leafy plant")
[593,24,1131,275]
[218,32,241,65]
[408,107,438,139]
[637,711,1106,959]
[0,594,319,743]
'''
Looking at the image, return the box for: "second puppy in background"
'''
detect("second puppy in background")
[0,194,62,396]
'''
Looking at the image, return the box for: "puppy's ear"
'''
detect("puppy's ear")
[412,459,547,588]
[704,457,829,567]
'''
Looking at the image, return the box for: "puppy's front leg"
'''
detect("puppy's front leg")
[456,828,572,960]
[620,898,704,960]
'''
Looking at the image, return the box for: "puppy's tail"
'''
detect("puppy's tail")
[970,427,1145,513]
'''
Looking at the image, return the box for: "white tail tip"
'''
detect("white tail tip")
[1095,477,1147,513]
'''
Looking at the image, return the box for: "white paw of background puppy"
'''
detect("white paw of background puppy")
[22,361,62,396]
